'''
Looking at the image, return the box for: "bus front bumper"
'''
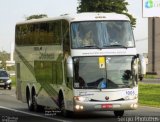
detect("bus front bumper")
[74,99,138,112]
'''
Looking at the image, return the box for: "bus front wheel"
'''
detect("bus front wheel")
[59,94,72,117]
[32,91,44,112]
[114,110,124,117]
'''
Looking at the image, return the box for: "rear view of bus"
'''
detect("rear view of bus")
[68,13,141,117]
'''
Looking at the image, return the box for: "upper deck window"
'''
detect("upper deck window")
[71,21,135,49]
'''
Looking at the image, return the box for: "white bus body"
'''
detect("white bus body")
[15,13,140,117]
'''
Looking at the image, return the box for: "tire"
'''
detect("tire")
[32,93,44,112]
[139,77,143,81]
[27,91,34,111]
[4,85,7,90]
[114,110,124,117]
[8,84,12,90]
[59,95,72,117]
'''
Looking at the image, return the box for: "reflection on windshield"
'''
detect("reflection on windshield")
[73,56,135,89]
[0,71,9,77]
[71,21,134,49]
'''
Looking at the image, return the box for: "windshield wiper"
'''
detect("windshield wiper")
[79,86,98,89]
[104,44,128,49]
[82,45,102,49]
[117,84,132,88]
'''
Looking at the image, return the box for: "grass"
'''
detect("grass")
[144,74,159,79]
[139,82,160,107]
[11,76,16,88]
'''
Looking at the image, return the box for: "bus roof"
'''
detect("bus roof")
[16,12,130,25]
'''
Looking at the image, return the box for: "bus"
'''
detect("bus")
[15,13,145,117]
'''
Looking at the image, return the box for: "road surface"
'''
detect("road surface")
[0,88,160,122]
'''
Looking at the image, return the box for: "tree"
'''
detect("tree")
[77,0,136,28]
[26,14,48,20]
[0,51,10,69]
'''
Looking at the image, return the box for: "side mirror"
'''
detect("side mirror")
[67,56,73,78]
[138,54,146,80]
[131,55,139,83]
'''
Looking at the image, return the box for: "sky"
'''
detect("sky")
[0,0,148,54]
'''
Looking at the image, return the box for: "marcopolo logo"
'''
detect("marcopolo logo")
[145,0,160,8]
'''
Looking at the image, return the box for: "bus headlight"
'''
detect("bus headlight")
[75,105,84,110]
[74,96,88,102]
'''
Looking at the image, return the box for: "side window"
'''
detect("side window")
[62,20,70,53]
[33,24,39,45]
[49,21,61,45]
[15,26,21,45]
[16,20,62,46]
[27,24,33,45]
[39,23,49,45]
[20,25,28,45]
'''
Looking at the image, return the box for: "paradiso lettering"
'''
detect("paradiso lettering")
[39,52,55,59]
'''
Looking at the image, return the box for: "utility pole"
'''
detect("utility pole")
[152,17,155,72]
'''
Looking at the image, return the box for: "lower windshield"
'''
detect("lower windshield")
[71,21,134,49]
[0,71,9,77]
[73,56,135,89]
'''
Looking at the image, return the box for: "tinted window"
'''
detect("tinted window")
[0,71,9,77]
[16,20,62,46]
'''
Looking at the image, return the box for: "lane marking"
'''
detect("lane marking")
[0,106,67,122]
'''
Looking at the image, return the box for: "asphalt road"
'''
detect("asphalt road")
[0,88,160,122]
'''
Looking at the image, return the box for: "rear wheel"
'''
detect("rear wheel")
[114,110,124,117]
[27,89,34,111]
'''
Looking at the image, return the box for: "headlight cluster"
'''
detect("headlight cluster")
[6,79,12,84]
[74,96,90,102]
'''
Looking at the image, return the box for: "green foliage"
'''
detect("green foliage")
[0,51,10,69]
[11,76,16,87]
[26,14,48,20]
[77,0,136,28]
[139,83,160,107]
[144,74,158,79]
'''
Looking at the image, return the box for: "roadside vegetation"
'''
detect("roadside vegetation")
[139,82,160,107]
[144,74,159,79]
[11,76,16,88]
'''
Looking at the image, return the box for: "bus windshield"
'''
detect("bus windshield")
[73,56,135,89]
[71,21,135,49]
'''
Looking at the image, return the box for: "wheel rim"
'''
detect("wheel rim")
[28,96,32,107]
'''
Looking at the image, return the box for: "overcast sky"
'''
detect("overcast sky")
[0,0,148,54]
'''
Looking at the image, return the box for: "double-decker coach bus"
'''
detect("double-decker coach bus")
[15,13,145,117]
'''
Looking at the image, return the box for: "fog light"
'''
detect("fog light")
[130,104,138,108]
[130,104,134,108]
[75,105,80,110]
[75,105,84,110]
[80,106,84,110]
[133,104,138,108]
